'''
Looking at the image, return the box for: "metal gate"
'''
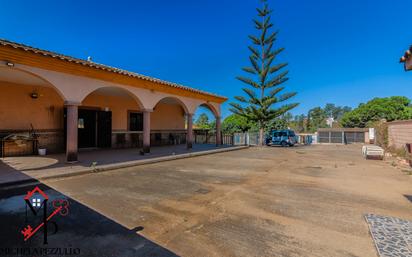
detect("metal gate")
[233,132,262,146]
[317,130,366,144]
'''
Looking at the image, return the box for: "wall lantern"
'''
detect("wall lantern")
[104,107,110,112]
[30,92,39,99]
[6,61,14,67]
[78,118,85,129]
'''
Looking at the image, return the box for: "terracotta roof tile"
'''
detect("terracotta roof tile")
[0,39,227,100]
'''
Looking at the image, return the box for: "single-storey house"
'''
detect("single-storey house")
[400,45,412,71]
[0,39,227,162]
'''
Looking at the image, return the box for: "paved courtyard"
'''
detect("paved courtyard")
[1,144,412,256]
[0,144,233,185]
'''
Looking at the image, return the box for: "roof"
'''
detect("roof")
[399,45,412,63]
[24,186,49,200]
[0,39,227,102]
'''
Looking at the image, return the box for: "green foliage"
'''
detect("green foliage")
[265,112,293,131]
[222,114,252,134]
[229,0,298,140]
[289,114,306,133]
[266,118,288,130]
[195,113,212,129]
[369,120,388,148]
[307,107,327,132]
[288,104,352,133]
[324,103,352,120]
[340,96,412,128]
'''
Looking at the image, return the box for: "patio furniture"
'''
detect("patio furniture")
[362,145,384,160]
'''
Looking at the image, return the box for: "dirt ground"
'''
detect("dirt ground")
[43,144,412,257]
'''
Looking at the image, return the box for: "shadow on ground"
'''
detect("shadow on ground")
[1,144,230,172]
[404,195,412,204]
[0,184,178,257]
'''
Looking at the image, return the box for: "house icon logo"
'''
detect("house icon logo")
[21,186,69,244]
[24,186,48,214]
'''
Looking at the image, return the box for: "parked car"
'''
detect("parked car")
[266,129,297,147]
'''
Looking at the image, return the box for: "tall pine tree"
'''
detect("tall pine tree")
[229,0,298,145]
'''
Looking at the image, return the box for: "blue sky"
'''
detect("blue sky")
[1,0,411,119]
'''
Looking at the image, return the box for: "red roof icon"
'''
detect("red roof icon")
[24,186,49,200]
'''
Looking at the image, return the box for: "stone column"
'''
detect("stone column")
[143,109,152,153]
[186,113,193,149]
[65,102,79,162]
[216,116,222,146]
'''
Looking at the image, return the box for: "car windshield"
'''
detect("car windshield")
[289,131,296,137]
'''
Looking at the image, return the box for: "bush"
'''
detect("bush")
[369,120,388,149]
[341,96,412,128]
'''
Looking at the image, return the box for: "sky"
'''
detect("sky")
[1,0,411,119]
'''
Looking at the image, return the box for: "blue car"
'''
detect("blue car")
[266,129,297,147]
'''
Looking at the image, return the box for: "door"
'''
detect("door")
[272,132,281,144]
[97,111,112,148]
[78,109,97,148]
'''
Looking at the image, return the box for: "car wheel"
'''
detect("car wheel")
[281,141,287,147]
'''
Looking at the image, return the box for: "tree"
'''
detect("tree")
[267,117,288,130]
[324,103,352,120]
[289,114,306,133]
[195,113,212,129]
[340,96,412,128]
[283,112,293,123]
[229,0,298,146]
[222,114,252,134]
[307,107,327,132]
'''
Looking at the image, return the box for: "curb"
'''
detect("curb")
[0,146,249,189]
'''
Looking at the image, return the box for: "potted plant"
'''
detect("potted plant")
[38,145,47,156]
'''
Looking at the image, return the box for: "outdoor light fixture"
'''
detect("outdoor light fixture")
[30,92,39,99]
[78,118,85,129]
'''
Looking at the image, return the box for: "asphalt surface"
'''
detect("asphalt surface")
[1,144,412,257]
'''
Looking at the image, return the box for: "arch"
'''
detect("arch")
[153,96,190,114]
[0,66,67,101]
[80,86,144,109]
[193,102,219,118]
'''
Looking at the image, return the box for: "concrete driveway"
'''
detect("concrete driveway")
[1,144,412,256]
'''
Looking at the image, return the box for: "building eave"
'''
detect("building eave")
[0,39,227,103]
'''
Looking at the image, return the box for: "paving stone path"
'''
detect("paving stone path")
[365,214,412,257]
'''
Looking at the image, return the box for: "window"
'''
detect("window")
[32,198,41,207]
[78,118,85,129]
[129,112,143,131]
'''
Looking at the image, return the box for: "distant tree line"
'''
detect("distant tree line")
[340,96,412,127]
[196,96,412,135]
[194,113,216,131]
[286,103,352,133]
